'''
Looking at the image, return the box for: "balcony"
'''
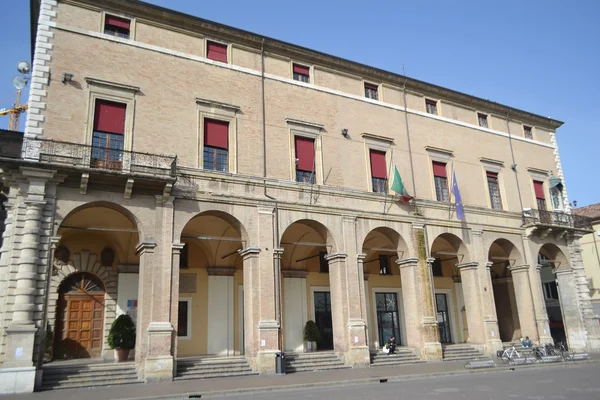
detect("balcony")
[0,134,177,198]
[522,209,593,231]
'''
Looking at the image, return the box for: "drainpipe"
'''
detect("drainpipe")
[401,77,418,206]
[260,38,283,350]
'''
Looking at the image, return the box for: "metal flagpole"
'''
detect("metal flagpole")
[383,148,394,214]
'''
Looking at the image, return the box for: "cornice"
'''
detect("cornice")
[62,0,564,130]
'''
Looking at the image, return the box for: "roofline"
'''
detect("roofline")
[35,0,564,130]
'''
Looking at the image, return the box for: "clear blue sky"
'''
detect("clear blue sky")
[1,0,598,206]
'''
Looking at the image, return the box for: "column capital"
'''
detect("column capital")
[396,257,419,267]
[325,252,347,262]
[172,242,185,255]
[508,264,530,274]
[136,239,157,255]
[50,236,61,249]
[426,257,436,265]
[357,253,367,261]
[486,261,494,270]
[554,267,574,276]
[24,199,46,207]
[19,166,57,181]
[412,222,425,230]
[239,247,261,259]
[456,262,479,271]
[257,206,274,215]
[471,228,484,236]
[342,215,357,224]
[273,248,284,257]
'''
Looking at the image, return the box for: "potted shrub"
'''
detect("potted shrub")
[303,320,320,352]
[108,314,136,362]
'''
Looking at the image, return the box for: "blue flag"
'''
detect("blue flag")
[451,166,465,220]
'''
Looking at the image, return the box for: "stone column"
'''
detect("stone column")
[567,234,600,351]
[170,242,184,376]
[533,265,553,344]
[357,254,370,349]
[508,265,538,342]
[396,258,423,350]
[456,262,486,345]
[555,268,587,351]
[469,229,502,353]
[410,224,442,360]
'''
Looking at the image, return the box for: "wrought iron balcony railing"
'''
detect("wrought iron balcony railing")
[522,209,593,231]
[0,136,177,179]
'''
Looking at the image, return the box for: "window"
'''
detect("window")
[364,83,379,100]
[104,15,131,38]
[207,41,228,63]
[432,161,449,201]
[369,150,387,193]
[543,281,559,300]
[177,298,192,339]
[379,255,391,275]
[432,258,443,277]
[551,187,563,210]
[478,113,488,128]
[294,136,315,183]
[319,251,329,273]
[425,99,438,115]
[204,119,229,172]
[487,171,502,210]
[524,125,533,139]
[293,64,310,83]
[91,100,125,170]
[533,180,546,210]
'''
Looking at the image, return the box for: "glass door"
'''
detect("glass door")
[436,293,452,344]
[376,292,401,346]
[313,291,333,350]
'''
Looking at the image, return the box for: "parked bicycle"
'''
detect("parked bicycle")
[497,345,521,363]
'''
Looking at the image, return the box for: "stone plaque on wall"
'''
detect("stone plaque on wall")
[179,273,197,293]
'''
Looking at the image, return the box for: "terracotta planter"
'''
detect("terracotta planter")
[115,348,130,362]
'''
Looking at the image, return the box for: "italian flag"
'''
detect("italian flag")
[390,164,413,203]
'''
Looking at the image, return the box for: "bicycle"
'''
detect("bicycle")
[497,345,521,364]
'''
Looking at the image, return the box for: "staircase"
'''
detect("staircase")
[442,344,486,361]
[41,361,140,390]
[284,351,349,373]
[370,347,425,367]
[176,356,258,380]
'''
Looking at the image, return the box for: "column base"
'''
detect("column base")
[484,339,503,356]
[3,326,37,368]
[255,350,278,374]
[143,356,174,383]
[420,342,443,361]
[343,346,370,367]
[0,367,36,394]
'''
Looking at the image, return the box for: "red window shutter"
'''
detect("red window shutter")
[204,119,229,149]
[365,83,378,91]
[533,180,545,199]
[93,100,126,135]
[293,64,310,76]
[105,15,130,30]
[370,150,387,179]
[295,136,315,172]
[207,41,228,62]
[486,171,498,178]
[432,162,447,178]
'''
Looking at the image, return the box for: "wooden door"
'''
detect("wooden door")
[55,273,105,359]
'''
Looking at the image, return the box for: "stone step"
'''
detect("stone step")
[43,363,136,374]
[43,369,137,380]
[41,377,141,390]
[286,364,351,373]
[286,356,344,365]
[371,359,427,366]
[177,360,251,370]
[284,351,336,359]
[175,371,259,381]
[178,365,254,374]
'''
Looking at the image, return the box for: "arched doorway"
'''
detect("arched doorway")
[280,219,334,352]
[538,244,570,345]
[55,273,106,359]
[52,202,140,361]
[430,233,470,344]
[178,211,246,357]
[488,239,522,342]
[362,227,407,349]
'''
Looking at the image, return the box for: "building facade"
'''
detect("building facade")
[574,204,600,317]
[0,0,599,393]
